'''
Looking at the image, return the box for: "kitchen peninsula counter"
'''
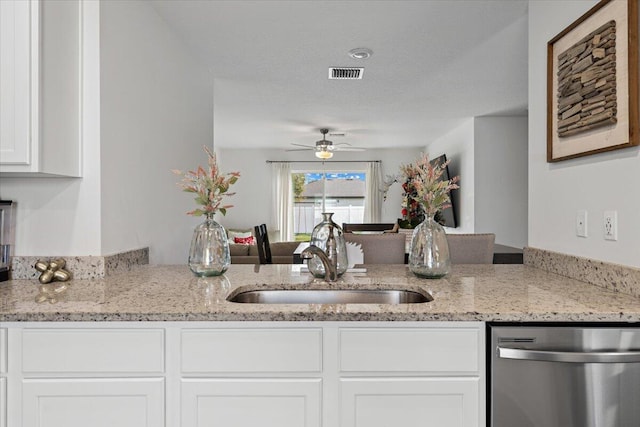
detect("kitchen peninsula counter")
[2,264,640,322]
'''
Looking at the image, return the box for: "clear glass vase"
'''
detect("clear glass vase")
[308,212,348,278]
[188,214,230,276]
[408,214,451,278]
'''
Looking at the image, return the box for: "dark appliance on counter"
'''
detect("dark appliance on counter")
[489,324,640,427]
[0,200,16,281]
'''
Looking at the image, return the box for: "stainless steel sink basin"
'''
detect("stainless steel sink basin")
[227,289,432,304]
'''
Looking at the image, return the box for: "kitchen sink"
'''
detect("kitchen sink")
[227,289,433,304]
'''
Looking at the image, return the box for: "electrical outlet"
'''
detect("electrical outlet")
[576,210,587,237]
[604,210,617,241]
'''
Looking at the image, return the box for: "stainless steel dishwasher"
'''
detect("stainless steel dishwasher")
[490,325,640,427]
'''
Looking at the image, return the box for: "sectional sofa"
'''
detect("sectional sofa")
[226,227,301,264]
[229,241,301,264]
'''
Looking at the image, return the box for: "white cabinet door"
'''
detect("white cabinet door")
[0,0,33,166]
[0,328,6,374]
[181,328,322,374]
[0,377,6,427]
[339,327,481,374]
[0,0,82,176]
[341,377,480,427]
[21,328,165,374]
[1,328,6,427]
[182,378,322,427]
[21,378,164,427]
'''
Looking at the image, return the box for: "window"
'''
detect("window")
[292,171,366,241]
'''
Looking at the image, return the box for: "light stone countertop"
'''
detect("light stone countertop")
[2,264,640,322]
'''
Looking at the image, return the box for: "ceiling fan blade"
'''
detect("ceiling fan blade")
[289,128,366,153]
[342,128,376,135]
[335,147,366,152]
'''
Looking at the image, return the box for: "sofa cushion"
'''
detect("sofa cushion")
[230,241,298,264]
[229,244,250,256]
[270,241,300,256]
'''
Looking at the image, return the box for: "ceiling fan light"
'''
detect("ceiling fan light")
[315,150,333,159]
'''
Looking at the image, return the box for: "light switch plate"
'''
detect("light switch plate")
[576,210,587,237]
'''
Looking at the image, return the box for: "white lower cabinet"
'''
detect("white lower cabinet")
[21,378,164,427]
[0,377,6,427]
[1,327,7,427]
[4,321,485,427]
[341,377,479,427]
[8,326,166,427]
[182,378,322,427]
[180,328,323,427]
[337,326,483,427]
[0,328,6,373]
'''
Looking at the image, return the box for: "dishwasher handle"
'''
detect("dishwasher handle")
[497,346,640,364]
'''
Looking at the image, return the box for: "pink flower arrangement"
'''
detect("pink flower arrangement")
[383,153,459,224]
[410,153,459,217]
[172,146,240,217]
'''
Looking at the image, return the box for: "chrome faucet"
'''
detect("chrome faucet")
[301,244,337,282]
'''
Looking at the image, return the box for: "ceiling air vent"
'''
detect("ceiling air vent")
[328,67,364,80]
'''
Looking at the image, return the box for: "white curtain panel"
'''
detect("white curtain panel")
[364,161,382,223]
[272,162,293,241]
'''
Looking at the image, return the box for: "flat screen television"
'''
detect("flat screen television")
[429,154,458,228]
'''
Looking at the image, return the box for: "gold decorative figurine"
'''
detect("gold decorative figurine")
[35,258,72,284]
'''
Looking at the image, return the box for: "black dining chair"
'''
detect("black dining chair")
[254,224,272,264]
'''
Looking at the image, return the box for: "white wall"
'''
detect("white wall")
[529,1,640,268]
[426,116,528,248]
[100,1,214,264]
[217,147,422,238]
[475,116,528,247]
[426,119,475,233]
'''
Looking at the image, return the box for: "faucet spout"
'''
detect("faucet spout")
[301,244,338,282]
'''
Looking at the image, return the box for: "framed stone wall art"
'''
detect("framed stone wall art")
[547,0,639,162]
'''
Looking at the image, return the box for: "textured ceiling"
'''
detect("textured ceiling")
[150,0,529,150]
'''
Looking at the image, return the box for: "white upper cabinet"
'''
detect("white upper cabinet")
[0,0,81,177]
[0,0,33,167]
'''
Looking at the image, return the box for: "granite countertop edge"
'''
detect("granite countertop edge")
[2,312,640,323]
[2,264,640,323]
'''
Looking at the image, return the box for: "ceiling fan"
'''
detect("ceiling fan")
[287,128,365,159]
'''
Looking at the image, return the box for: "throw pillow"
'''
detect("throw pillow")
[234,236,255,245]
[228,229,253,240]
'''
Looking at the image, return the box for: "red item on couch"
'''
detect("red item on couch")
[234,236,255,245]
